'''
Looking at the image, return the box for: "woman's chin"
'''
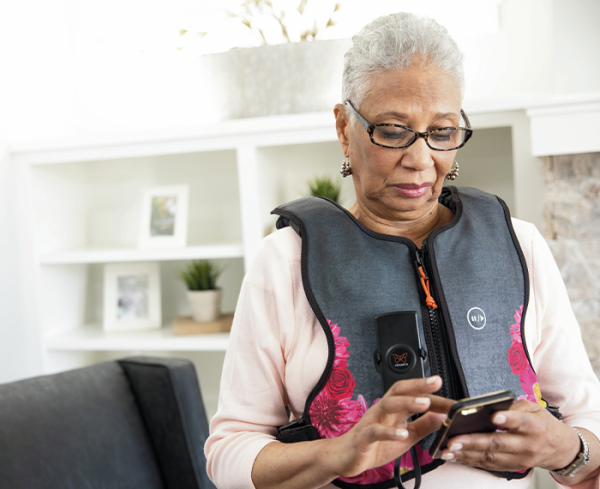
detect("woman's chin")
[372,197,436,220]
[393,190,436,208]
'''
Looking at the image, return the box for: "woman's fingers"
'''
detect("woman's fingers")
[442,446,531,471]
[491,410,528,431]
[438,411,534,467]
[428,395,456,414]
[362,424,411,444]
[376,393,453,417]
[387,376,443,397]
[335,377,455,477]
[438,404,567,472]
[387,376,454,411]
[355,377,452,444]
[376,376,453,417]
[491,401,543,430]
[357,412,445,449]
[409,411,447,440]
[440,431,532,470]
[444,431,523,455]
[374,395,433,421]
[362,377,454,433]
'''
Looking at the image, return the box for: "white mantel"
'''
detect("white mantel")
[526,93,600,157]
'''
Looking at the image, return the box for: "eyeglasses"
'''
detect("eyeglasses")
[345,101,473,151]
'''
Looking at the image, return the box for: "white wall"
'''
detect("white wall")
[553,0,600,94]
[0,132,41,382]
[461,0,554,101]
[0,1,74,142]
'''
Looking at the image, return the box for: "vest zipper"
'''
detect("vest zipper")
[416,247,458,400]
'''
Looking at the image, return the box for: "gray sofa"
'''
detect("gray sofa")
[0,356,217,489]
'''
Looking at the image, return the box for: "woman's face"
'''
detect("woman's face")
[336,65,462,223]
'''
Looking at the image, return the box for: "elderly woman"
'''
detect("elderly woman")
[205,13,600,489]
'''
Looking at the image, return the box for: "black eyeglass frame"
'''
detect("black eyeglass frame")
[345,101,473,151]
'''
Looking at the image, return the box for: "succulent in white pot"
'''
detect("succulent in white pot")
[179,260,224,322]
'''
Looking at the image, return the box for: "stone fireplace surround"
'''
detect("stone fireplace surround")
[543,152,600,375]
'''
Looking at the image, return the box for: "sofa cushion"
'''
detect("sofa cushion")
[0,361,165,489]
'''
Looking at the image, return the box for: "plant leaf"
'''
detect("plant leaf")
[179,259,225,291]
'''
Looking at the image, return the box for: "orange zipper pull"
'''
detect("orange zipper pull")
[418,266,438,310]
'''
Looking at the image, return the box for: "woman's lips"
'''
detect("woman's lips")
[393,182,432,198]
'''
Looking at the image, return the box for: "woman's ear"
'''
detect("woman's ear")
[334,103,350,156]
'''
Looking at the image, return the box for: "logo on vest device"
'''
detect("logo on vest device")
[390,348,411,370]
[467,307,486,330]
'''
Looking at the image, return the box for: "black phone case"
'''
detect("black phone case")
[430,390,516,458]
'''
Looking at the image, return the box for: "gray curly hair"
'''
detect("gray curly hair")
[342,12,465,109]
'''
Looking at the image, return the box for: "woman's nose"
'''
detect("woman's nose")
[400,138,435,172]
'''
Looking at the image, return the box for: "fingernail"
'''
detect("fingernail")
[449,443,462,452]
[441,452,455,460]
[396,428,409,439]
[427,376,440,384]
[493,414,507,425]
[415,397,430,405]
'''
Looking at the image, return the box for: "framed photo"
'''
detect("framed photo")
[103,263,162,332]
[139,185,189,248]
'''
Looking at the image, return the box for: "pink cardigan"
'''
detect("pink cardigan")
[206,219,600,489]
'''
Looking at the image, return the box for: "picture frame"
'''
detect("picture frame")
[103,263,162,332]
[138,185,189,248]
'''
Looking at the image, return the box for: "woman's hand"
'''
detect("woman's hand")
[438,400,600,483]
[329,375,454,478]
[252,376,453,489]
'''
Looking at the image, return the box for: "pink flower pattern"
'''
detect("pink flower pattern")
[508,306,546,407]
[309,319,432,484]
[330,321,350,369]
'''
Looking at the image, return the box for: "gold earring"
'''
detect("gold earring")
[340,156,352,177]
[446,161,459,181]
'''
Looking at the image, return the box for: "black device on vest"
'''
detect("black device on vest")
[374,311,425,489]
[374,311,426,389]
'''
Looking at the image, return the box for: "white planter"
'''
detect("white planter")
[186,289,222,322]
[201,39,352,119]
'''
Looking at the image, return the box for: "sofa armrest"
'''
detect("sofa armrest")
[118,356,216,489]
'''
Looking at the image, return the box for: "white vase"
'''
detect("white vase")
[200,39,352,119]
[186,289,222,322]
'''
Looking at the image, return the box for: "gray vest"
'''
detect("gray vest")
[273,187,542,487]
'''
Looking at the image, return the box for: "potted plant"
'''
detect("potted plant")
[308,175,342,203]
[179,260,224,322]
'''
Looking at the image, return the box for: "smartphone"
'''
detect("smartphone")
[430,390,516,459]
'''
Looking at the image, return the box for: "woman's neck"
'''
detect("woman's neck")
[347,200,454,248]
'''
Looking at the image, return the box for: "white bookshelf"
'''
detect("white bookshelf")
[8,111,351,422]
